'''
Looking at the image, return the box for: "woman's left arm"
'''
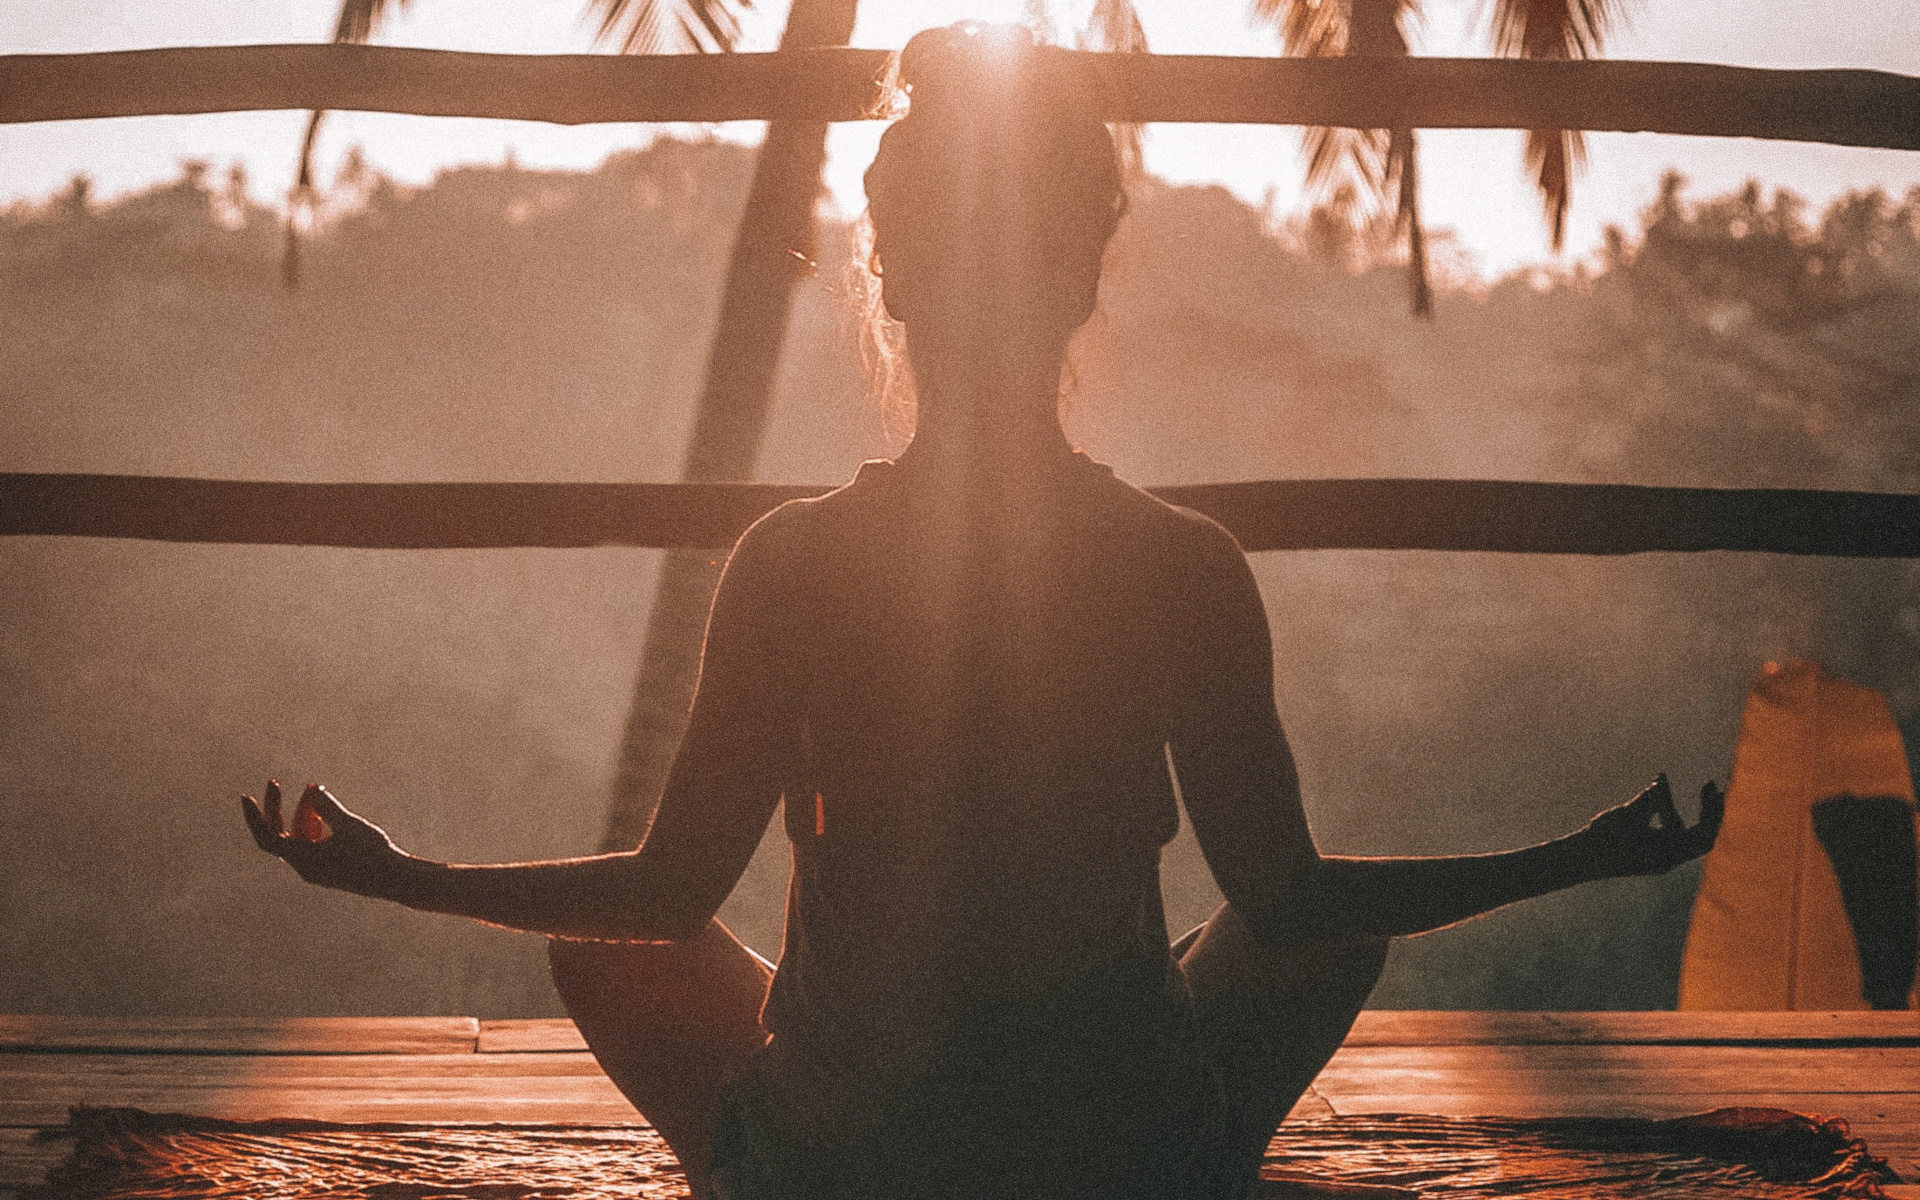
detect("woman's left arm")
[1170,521,1724,945]
[240,510,803,943]
[1307,773,1724,939]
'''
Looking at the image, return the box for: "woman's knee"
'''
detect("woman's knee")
[1179,904,1388,1003]
[549,923,773,1032]
[546,925,774,1196]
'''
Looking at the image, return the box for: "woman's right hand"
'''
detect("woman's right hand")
[1574,774,1725,880]
[241,780,409,900]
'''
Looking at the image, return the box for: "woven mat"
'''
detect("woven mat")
[21,1105,1902,1199]
[1259,1109,1898,1198]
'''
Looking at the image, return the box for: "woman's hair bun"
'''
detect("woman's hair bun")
[867,21,1122,240]
[896,22,1070,120]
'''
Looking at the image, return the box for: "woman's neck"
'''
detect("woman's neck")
[894,328,1076,482]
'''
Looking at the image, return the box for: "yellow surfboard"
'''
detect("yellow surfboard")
[1679,658,1918,1011]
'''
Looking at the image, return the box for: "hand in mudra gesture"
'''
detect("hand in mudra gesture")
[242,780,407,899]
[1577,774,1725,879]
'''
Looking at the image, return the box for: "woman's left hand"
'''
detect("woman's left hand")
[1574,774,1725,880]
[241,780,409,899]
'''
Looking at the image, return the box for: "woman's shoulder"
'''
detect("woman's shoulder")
[1076,456,1249,569]
[732,455,1248,579]
[721,460,883,570]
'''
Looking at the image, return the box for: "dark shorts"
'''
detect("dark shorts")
[711,1011,1240,1200]
[710,914,1388,1200]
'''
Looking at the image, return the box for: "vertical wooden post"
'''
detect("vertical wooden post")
[599,0,862,853]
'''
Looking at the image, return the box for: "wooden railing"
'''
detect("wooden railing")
[6,47,1916,559]
[4,473,1915,556]
[4,46,1917,150]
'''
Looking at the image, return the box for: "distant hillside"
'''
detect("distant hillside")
[2,142,1914,1016]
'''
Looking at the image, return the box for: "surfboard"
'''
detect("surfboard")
[1679,657,1918,1011]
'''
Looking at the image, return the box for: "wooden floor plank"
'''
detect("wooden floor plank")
[479,1018,589,1054]
[1280,1086,1334,1121]
[0,1073,627,1101]
[476,1011,1920,1054]
[0,1016,479,1056]
[11,1044,1899,1095]
[2,1011,1914,1188]
[0,1096,641,1125]
[1346,1010,1920,1046]
[1314,1089,1920,1121]
[0,1052,607,1082]
[0,1070,640,1126]
[1316,1044,1919,1094]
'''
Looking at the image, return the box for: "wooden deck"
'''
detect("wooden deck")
[2,1011,1916,1196]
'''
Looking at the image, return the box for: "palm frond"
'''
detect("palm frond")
[1301,125,1387,197]
[284,0,411,288]
[1254,0,1429,314]
[1525,126,1584,250]
[283,109,325,288]
[1258,0,1402,204]
[1389,126,1431,315]
[331,0,406,45]
[1488,0,1618,58]
[1347,0,1411,57]
[1082,0,1151,179]
[1254,0,1417,57]
[1488,0,1628,249]
[587,0,755,55]
[1252,0,1342,58]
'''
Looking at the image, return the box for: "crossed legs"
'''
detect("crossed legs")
[549,909,1387,1200]
[1176,905,1391,1189]
[547,922,772,1199]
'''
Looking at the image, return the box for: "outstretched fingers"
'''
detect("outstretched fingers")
[243,778,337,860]
[293,784,334,842]
[243,779,295,857]
[263,779,284,837]
[1635,771,1681,829]
[1650,773,1685,830]
[241,794,277,852]
[1625,773,1680,830]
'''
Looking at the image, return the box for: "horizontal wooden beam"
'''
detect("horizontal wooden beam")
[3,45,1916,150]
[3,473,1916,556]
[0,1016,481,1057]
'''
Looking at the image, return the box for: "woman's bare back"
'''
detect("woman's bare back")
[646,453,1250,1112]
[649,450,1253,1197]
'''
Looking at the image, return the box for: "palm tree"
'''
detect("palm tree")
[1251,0,1626,314]
[591,0,858,853]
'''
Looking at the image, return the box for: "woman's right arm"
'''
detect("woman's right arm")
[1167,522,1722,946]
[243,779,758,943]
[240,509,803,943]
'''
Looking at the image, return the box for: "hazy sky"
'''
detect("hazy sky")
[4,0,1917,276]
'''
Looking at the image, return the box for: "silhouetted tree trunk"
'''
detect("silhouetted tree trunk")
[598,0,860,852]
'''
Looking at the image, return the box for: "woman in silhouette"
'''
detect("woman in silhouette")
[244,24,1722,1200]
